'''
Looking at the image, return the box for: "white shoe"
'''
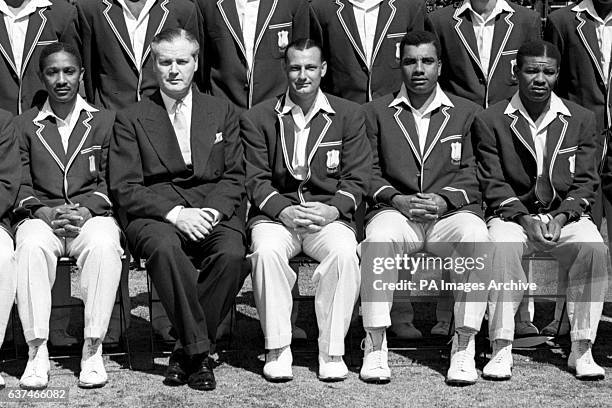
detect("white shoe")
[431,320,452,336]
[49,329,78,347]
[263,346,293,382]
[292,324,307,340]
[20,342,50,390]
[389,322,422,340]
[446,330,477,386]
[359,328,390,383]
[514,321,539,336]
[483,339,513,380]
[318,352,348,381]
[541,319,570,337]
[78,338,108,388]
[568,340,605,380]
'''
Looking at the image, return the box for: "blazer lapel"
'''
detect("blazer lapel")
[34,117,67,170]
[488,11,514,79]
[141,92,188,174]
[0,19,16,75]
[253,0,277,59]
[189,92,215,176]
[507,112,537,163]
[546,114,568,175]
[217,0,247,62]
[142,0,170,67]
[575,11,606,84]
[21,7,47,77]
[370,0,396,66]
[452,9,484,75]
[305,113,332,168]
[275,97,298,179]
[102,0,137,69]
[422,106,451,163]
[335,0,367,68]
[393,106,422,166]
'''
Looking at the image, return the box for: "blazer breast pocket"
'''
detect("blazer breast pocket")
[317,141,342,178]
[557,145,578,179]
[207,141,226,179]
[80,145,102,177]
[440,135,463,166]
[500,49,518,85]
[385,32,406,68]
[36,39,58,47]
[268,21,292,59]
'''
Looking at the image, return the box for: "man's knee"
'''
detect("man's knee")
[15,220,55,253]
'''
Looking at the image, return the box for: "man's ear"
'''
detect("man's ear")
[321,60,327,77]
[194,55,199,72]
[437,59,442,77]
[79,66,84,84]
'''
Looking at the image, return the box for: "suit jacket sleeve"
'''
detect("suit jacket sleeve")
[109,110,179,221]
[14,118,44,218]
[364,103,401,204]
[473,114,530,221]
[76,2,94,103]
[551,111,598,221]
[0,114,19,220]
[330,106,372,220]
[432,108,482,212]
[241,112,293,219]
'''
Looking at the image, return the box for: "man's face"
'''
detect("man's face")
[515,55,559,104]
[39,51,82,104]
[286,47,326,99]
[401,43,441,97]
[153,37,198,99]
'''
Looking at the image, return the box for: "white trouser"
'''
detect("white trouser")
[15,217,123,342]
[487,216,608,342]
[249,221,360,355]
[0,227,15,349]
[361,210,489,332]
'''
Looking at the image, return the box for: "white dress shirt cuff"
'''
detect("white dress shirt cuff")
[165,205,184,225]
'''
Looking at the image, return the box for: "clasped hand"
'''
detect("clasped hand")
[35,203,92,238]
[519,213,567,249]
[279,202,339,234]
[174,208,218,242]
[391,192,448,223]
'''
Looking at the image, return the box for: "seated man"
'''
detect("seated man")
[109,28,249,391]
[241,38,371,382]
[13,42,123,390]
[475,40,608,381]
[359,30,490,386]
[0,108,20,389]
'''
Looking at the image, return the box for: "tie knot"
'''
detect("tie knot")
[173,99,184,114]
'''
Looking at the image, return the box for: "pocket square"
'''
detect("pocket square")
[214,132,223,144]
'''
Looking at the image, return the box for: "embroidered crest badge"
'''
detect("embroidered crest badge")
[278,30,289,52]
[395,42,400,61]
[450,142,462,165]
[510,59,517,81]
[326,149,340,174]
[568,154,575,176]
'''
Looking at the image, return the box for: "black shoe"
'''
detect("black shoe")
[188,356,216,391]
[164,349,188,386]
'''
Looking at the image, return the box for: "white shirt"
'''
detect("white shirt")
[348,0,384,67]
[456,0,514,77]
[281,89,335,180]
[34,95,98,153]
[117,0,157,69]
[235,0,260,73]
[573,0,612,83]
[0,0,51,75]
[504,91,571,176]
[389,83,454,155]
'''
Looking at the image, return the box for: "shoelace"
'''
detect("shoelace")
[577,341,593,364]
[491,344,510,364]
[453,334,471,370]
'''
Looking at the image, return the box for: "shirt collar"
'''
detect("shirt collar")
[504,91,571,121]
[389,83,454,115]
[572,0,612,23]
[347,0,384,11]
[0,0,52,19]
[116,0,157,22]
[281,89,335,116]
[160,88,193,114]
[34,94,98,123]
[457,0,514,21]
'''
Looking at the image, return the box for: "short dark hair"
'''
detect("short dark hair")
[283,38,325,63]
[39,42,82,73]
[399,30,441,60]
[516,40,561,68]
[150,28,200,60]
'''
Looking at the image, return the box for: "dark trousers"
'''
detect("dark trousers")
[126,218,249,356]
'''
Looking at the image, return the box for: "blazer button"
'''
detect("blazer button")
[244,82,249,89]
[361,66,368,73]
[416,172,421,177]
[478,77,485,84]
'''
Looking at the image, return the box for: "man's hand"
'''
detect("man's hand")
[52,205,92,238]
[417,193,448,217]
[174,208,214,241]
[543,213,567,243]
[34,206,56,227]
[298,202,339,226]
[518,215,556,249]
[279,202,339,234]
[391,194,438,223]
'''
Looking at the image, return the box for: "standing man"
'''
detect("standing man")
[0,108,20,390]
[475,40,608,381]
[13,42,123,390]
[0,0,78,115]
[310,0,426,104]
[241,38,370,382]
[359,30,489,386]
[426,0,541,108]
[76,0,202,111]
[110,28,249,391]
[196,0,310,111]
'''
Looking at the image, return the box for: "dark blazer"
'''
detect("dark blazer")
[109,88,245,234]
[77,0,202,111]
[12,104,115,224]
[0,0,78,115]
[311,0,425,104]
[196,0,309,110]
[0,109,19,234]
[474,97,598,222]
[545,4,610,133]
[426,2,540,108]
[240,92,371,229]
[364,90,483,222]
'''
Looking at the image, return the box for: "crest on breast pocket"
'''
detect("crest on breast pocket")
[510,59,517,81]
[395,42,401,61]
[450,142,462,165]
[568,154,575,176]
[278,30,289,52]
[326,149,340,174]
